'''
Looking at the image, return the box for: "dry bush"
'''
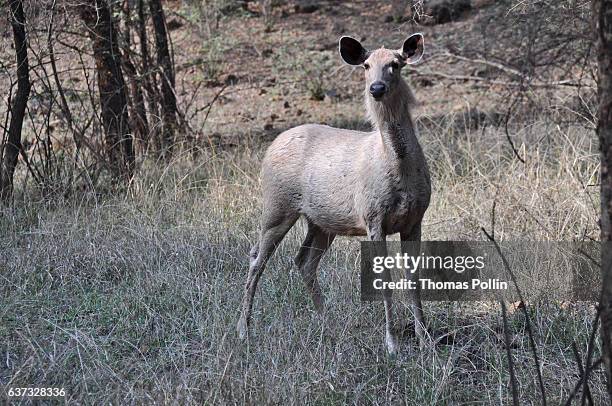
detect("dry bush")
[413,0,596,130]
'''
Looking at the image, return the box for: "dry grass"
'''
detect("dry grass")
[1,113,607,404]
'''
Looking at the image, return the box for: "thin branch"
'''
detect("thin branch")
[501,301,520,406]
[571,341,594,406]
[564,357,603,406]
[481,227,547,406]
[581,307,602,406]
[503,99,526,164]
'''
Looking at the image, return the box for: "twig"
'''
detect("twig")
[501,301,520,406]
[581,306,602,406]
[490,192,498,240]
[18,142,42,187]
[199,84,228,133]
[481,227,547,406]
[571,341,594,405]
[503,97,525,163]
[564,357,603,406]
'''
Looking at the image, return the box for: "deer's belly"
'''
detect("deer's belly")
[301,195,367,236]
[299,181,429,237]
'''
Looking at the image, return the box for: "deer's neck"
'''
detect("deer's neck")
[380,118,419,162]
[366,80,423,166]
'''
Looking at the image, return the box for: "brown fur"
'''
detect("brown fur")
[237,34,430,354]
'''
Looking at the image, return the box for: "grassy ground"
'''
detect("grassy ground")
[1,116,606,403]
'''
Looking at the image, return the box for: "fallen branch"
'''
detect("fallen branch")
[408,67,592,89]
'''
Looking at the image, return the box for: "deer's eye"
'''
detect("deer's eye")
[363,63,370,70]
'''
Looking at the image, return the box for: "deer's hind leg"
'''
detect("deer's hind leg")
[294,222,335,312]
[237,210,299,339]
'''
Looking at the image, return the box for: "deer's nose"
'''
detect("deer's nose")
[369,82,387,99]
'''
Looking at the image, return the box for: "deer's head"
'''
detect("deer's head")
[339,34,424,102]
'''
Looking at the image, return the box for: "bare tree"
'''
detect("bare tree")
[79,0,134,178]
[594,0,612,398]
[149,0,177,156]
[1,0,31,201]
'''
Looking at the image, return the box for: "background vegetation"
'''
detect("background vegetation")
[0,0,608,403]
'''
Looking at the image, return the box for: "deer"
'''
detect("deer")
[236,33,430,355]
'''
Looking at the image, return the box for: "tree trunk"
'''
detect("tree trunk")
[121,0,150,155]
[1,0,31,201]
[595,0,612,398]
[149,0,177,156]
[137,0,160,154]
[79,0,134,178]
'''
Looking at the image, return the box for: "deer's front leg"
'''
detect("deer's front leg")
[401,221,427,348]
[367,224,399,355]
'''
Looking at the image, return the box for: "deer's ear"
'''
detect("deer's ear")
[339,36,368,66]
[400,33,424,65]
